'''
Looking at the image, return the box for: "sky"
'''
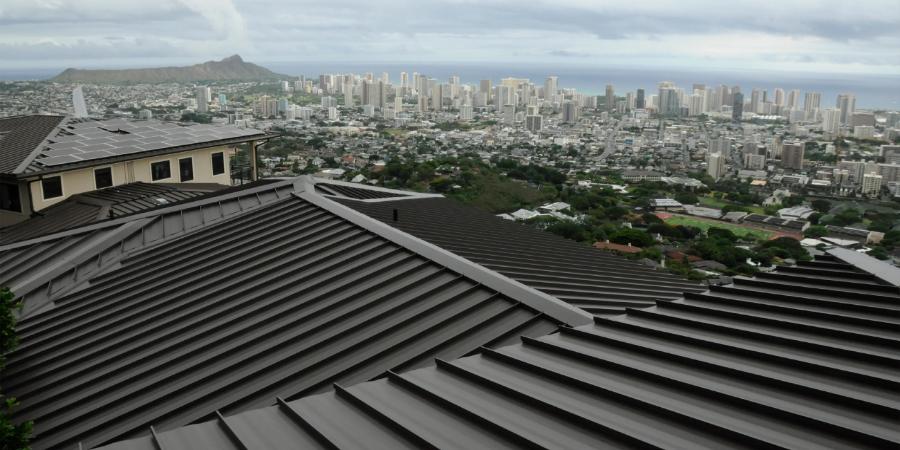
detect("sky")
[1,0,899,75]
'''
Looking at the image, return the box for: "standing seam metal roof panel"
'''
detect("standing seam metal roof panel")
[335,196,704,315]
[95,255,900,450]
[4,194,561,449]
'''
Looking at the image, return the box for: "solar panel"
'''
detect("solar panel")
[37,119,265,167]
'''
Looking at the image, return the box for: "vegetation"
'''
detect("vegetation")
[664,215,774,240]
[179,111,213,124]
[0,288,31,449]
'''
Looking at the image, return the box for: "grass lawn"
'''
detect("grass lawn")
[664,215,775,241]
[698,196,728,208]
[699,195,765,214]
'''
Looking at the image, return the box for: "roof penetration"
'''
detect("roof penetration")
[95,253,900,450]
[336,196,705,315]
[3,185,564,449]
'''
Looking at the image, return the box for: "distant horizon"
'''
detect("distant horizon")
[3,58,898,110]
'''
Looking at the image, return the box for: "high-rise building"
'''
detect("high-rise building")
[635,89,645,109]
[782,142,805,170]
[836,93,856,125]
[838,160,866,182]
[479,79,492,97]
[195,86,209,113]
[750,89,764,114]
[882,145,900,164]
[544,76,558,99]
[774,88,785,107]
[851,112,876,127]
[862,172,883,196]
[732,92,744,121]
[744,153,766,170]
[854,126,875,139]
[804,92,821,113]
[877,163,900,183]
[787,90,800,110]
[502,104,516,125]
[394,95,403,115]
[821,108,841,133]
[561,101,579,124]
[432,84,444,111]
[321,96,337,108]
[459,105,473,121]
[344,80,354,107]
[605,84,615,113]
[707,153,726,180]
[658,81,680,116]
[327,107,339,120]
[525,115,542,133]
[400,72,409,89]
[255,95,277,118]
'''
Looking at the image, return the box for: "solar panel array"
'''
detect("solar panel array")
[34,118,263,167]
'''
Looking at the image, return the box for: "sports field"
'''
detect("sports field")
[663,214,775,240]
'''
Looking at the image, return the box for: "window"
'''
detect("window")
[151,160,171,181]
[0,183,21,212]
[179,157,194,182]
[42,176,63,200]
[211,152,225,175]
[94,167,113,189]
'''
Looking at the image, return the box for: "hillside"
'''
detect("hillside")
[50,55,289,84]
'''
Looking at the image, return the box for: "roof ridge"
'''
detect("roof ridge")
[297,183,594,327]
[11,114,69,174]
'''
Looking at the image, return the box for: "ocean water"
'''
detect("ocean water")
[264,61,900,110]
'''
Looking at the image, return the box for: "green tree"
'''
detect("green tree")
[824,208,861,227]
[0,288,31,449]
[811,199,831,213]
[609,228,655,247]
[804,225,828,238]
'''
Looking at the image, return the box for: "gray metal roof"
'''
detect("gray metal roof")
[0,115,66,175]
[95,253,900,450]
[0,115,270,177]
[0,179,300,318]
[0,182,227,245]
[333,196,705,315]
[3,178,578,449]
[32,118,262,169]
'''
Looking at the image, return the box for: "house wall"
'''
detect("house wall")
[28,146,235,212]
[0,181,30,227]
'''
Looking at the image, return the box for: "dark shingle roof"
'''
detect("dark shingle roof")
[0,115,66,174]
[2,179,573,449]
[334,197,704,315]
[0,182,226,245]
[96,253,900,450]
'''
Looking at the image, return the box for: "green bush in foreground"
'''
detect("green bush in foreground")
[0,288,30,450]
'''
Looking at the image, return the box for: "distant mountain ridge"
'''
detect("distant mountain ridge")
[50,55,290,84]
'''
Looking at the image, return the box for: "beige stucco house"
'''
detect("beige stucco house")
[0,115,275,226]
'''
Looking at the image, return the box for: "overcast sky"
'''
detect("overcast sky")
[1,0,899,74]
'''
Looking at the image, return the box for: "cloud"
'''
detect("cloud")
[0,0,897,74]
